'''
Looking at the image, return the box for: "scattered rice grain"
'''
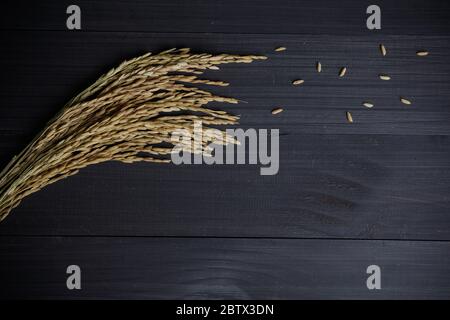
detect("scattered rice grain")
[416,51,429,56]
[400,97,412,105]
[271,108,284,115]
[346,111,353,123]
[380,44,387,56]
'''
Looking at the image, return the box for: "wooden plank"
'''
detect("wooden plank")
[1,31,450,136]
[0,236,449,299]
[0,134,449,239]
[1,0,450,35]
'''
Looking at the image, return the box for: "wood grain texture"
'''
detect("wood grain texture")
[0,31,449,240]
[0,135,449,239]
[1,236,449,299]
[0,0,449,299]
[1,31,449,137]
[2,0,450,35]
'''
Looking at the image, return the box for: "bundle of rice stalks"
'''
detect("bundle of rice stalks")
[0,48,266,222]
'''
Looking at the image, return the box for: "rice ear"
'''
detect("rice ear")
[0,49,266,221]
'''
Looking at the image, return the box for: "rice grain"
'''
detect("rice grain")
[346,111,353,123]
[271,108,284,115]
[416,51,429,57]
[380,44,387,56]
[400,97,412,105]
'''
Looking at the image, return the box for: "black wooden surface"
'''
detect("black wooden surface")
[0,0,449,299]
[1,237,450,299]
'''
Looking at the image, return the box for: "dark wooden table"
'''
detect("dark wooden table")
[0,0,449,299]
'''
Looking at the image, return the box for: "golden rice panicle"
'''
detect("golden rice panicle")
[0,49,267,222]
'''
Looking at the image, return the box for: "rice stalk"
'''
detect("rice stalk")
[0,48,266,221]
